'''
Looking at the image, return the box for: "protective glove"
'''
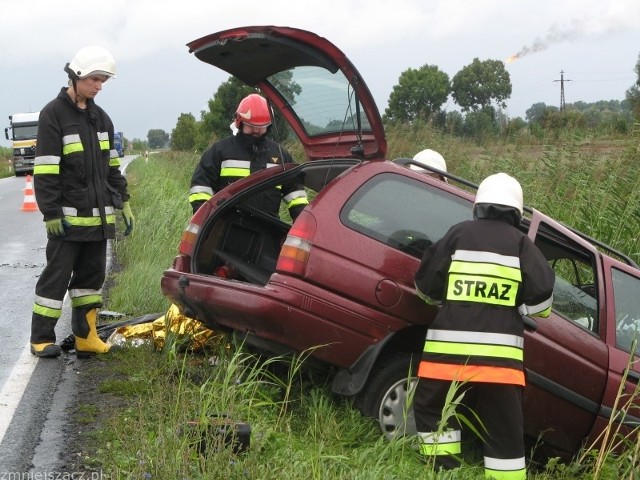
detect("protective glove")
[121,201,134,236]
[45,218,70,237]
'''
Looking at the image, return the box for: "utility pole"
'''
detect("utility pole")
[553,70,572,112]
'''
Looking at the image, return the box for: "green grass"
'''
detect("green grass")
[85,129,640,479]
[1,147,14,179]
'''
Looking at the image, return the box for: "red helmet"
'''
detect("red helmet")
[235,93,272,129]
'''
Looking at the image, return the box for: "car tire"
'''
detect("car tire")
[354,352,420,440]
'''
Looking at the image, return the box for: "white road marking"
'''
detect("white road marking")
[0,343,38,443]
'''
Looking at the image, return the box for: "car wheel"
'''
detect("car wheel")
[354,353,419,439]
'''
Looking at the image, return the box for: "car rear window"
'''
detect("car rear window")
[340,173,472,258]
[269,66,372,136]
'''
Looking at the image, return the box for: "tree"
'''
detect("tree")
[197,75,296,151]
[129,138,148,152]
[171,113,198,151]
[451,58,512,112]
[625,52,640,119]
[525,102,558,124]
[463,106,499,139]
[384,64,450,123]
[147,129,169,149]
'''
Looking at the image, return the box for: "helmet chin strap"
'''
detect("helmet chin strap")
[64,62,80,106]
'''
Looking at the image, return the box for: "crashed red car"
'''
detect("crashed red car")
[161,25,640,462]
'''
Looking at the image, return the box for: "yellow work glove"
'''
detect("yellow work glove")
[45,218,70,237]
[121,201,134,236]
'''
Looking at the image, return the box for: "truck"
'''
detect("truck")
[114,131,125,157]
[5,112,40,176]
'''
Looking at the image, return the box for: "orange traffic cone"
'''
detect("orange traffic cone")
[22,175,38,212]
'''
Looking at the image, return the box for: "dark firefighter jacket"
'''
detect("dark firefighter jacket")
[189,131,308,218]
[414,206,555,386]
[34,87,129,241]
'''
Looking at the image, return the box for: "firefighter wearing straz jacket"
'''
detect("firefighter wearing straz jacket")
[414,172,555,479]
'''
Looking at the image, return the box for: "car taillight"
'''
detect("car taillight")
[178,222,199,255]
[276,211,316,276]
[178,202,211,256]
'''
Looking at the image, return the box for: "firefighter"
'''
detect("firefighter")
[413,172,555,479]
[189,93,308,218]
[410,148,448,182]
[30,46,134,359]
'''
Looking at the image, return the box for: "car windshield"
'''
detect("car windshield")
[268,66,372,136]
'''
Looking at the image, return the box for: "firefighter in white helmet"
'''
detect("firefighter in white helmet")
[410,148,448,182]
[189,93,308,218]
[414,172,554,478]
[30,46,134,358]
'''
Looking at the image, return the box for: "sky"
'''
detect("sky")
[1,0,638,147]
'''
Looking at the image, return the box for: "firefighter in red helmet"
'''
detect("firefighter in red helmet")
[189,93,308,219]
[413,173,555,479]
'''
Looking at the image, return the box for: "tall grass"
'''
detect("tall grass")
[106,151,198,315]
[387,123,640,264]
[88,129,640,479]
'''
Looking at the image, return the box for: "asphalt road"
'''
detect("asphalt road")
[0,156,135,475]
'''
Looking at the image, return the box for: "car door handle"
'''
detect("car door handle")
[625,369,640,385]
[522,315,538,332]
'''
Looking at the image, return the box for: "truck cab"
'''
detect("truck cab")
[114,131,125,157]
[5,112,40,176]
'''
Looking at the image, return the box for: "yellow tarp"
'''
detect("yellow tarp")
[107,304,220,351]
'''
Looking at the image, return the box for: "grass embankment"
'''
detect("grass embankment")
[79,129,639,479]
[1,147,14,179]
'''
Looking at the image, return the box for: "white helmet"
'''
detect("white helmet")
[410,149,447,173]
[475,172,523,216]
[66,46,116,80]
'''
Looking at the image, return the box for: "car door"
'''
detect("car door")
[591,257,640,444]
[523,213,609,456]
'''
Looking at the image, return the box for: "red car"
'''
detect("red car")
[161,26,640,461]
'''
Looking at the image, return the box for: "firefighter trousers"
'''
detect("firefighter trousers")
[31,239,107,344]
[414,378,526,478]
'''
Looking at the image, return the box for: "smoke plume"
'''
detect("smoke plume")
[505,9,638,63]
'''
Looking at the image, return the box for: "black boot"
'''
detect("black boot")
[30,314,61,358]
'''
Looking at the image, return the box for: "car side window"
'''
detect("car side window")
[340,173,472,258]
[549,257,598,331]
[534,225,599,332]
[612,268,640,356]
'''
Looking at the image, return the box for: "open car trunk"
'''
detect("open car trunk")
[191,159,360,285]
